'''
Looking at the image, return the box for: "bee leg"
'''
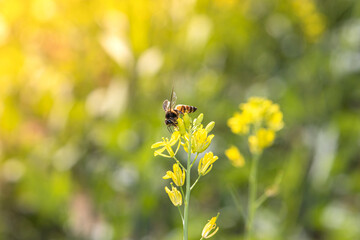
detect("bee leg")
[167,126,173,133]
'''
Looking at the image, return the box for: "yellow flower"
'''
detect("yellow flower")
[198,152,218,176]
[227,112,249,134]
[165,185,182,206]
[240,97,272,123]
[265,104,284,131]
[192,128,214,153]
[151,131,181,157]
[225,145,245,167]
[229,97,283,154]
[201,213,220,239]
[248,128,275,154]
[163,163,185,186]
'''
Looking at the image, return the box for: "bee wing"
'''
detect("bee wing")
[163,99,170,111]
[170,91,177,109]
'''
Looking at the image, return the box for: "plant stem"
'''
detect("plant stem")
[178,206,184,224]
[183,130,192,240]
[190,175,201,191]
[228,185,246,220]
[190,153,199,168]
[173,156,186,171]
[255,191,269,210]
[246,153,260,240]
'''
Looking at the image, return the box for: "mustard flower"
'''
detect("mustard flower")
[163,163,185,187]
[240,97,272,123]
[198,152,218,176]
[265,104,284,131]
[151,131,181,158]
[248,128,275,154]
[165,185,182,207]
[201,213,220,239]
[225,145,245,167]
[192,127,215,153]
[227,97,284,136]
[227,112,249,135]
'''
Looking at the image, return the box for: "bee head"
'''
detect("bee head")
[165,119,174,126]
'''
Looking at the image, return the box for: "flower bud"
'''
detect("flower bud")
[177,118,186,135]
[205,121,215,133]
[193,113,204,128]
[183,113,191,129]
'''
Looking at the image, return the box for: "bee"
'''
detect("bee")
[163,89,197,132]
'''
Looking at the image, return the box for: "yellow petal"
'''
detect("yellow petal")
[225,146,245,167]
[154,147,166,156]
[151,141,165,148]
[162,171,173,179]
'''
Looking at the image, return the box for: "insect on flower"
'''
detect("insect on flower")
[163,87,197,132]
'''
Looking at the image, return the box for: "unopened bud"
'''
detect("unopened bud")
[194,113,204,128]
[177,118,186,135]
[205,121,215,133]
[183,113,191,129]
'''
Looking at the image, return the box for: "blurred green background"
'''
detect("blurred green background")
[1,0,360,239]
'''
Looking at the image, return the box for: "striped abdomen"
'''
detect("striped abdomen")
[175,105,197,114]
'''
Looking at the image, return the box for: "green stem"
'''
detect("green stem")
[255,191,269,209]
[178,206,184,224]
[173,156,187,172]
[190,153,199,168]
[246,153,260,240]
[183,130,192,240]
[190,175,201,191]
[228,185,246,220]
[180,186,185,199]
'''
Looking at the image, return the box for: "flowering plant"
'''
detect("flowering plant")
[226,97,284,239]
[152,113,220,240]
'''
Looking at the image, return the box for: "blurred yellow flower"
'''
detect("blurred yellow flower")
[240,97,272,123]
[151,131,181,157]
[201,213,220,239]
[227,97,283,136]
[198,152,218,176]
[225,145,245,167]
[265,104,284,131]
[248,128,275,154]
[292,0,325,42]
[227,112,249,134]
[165,185,182,207]
[163,163,185,187]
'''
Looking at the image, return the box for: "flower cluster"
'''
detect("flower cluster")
[152,113,220,239]
[226,97,284,239]
[227,97,284,155]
